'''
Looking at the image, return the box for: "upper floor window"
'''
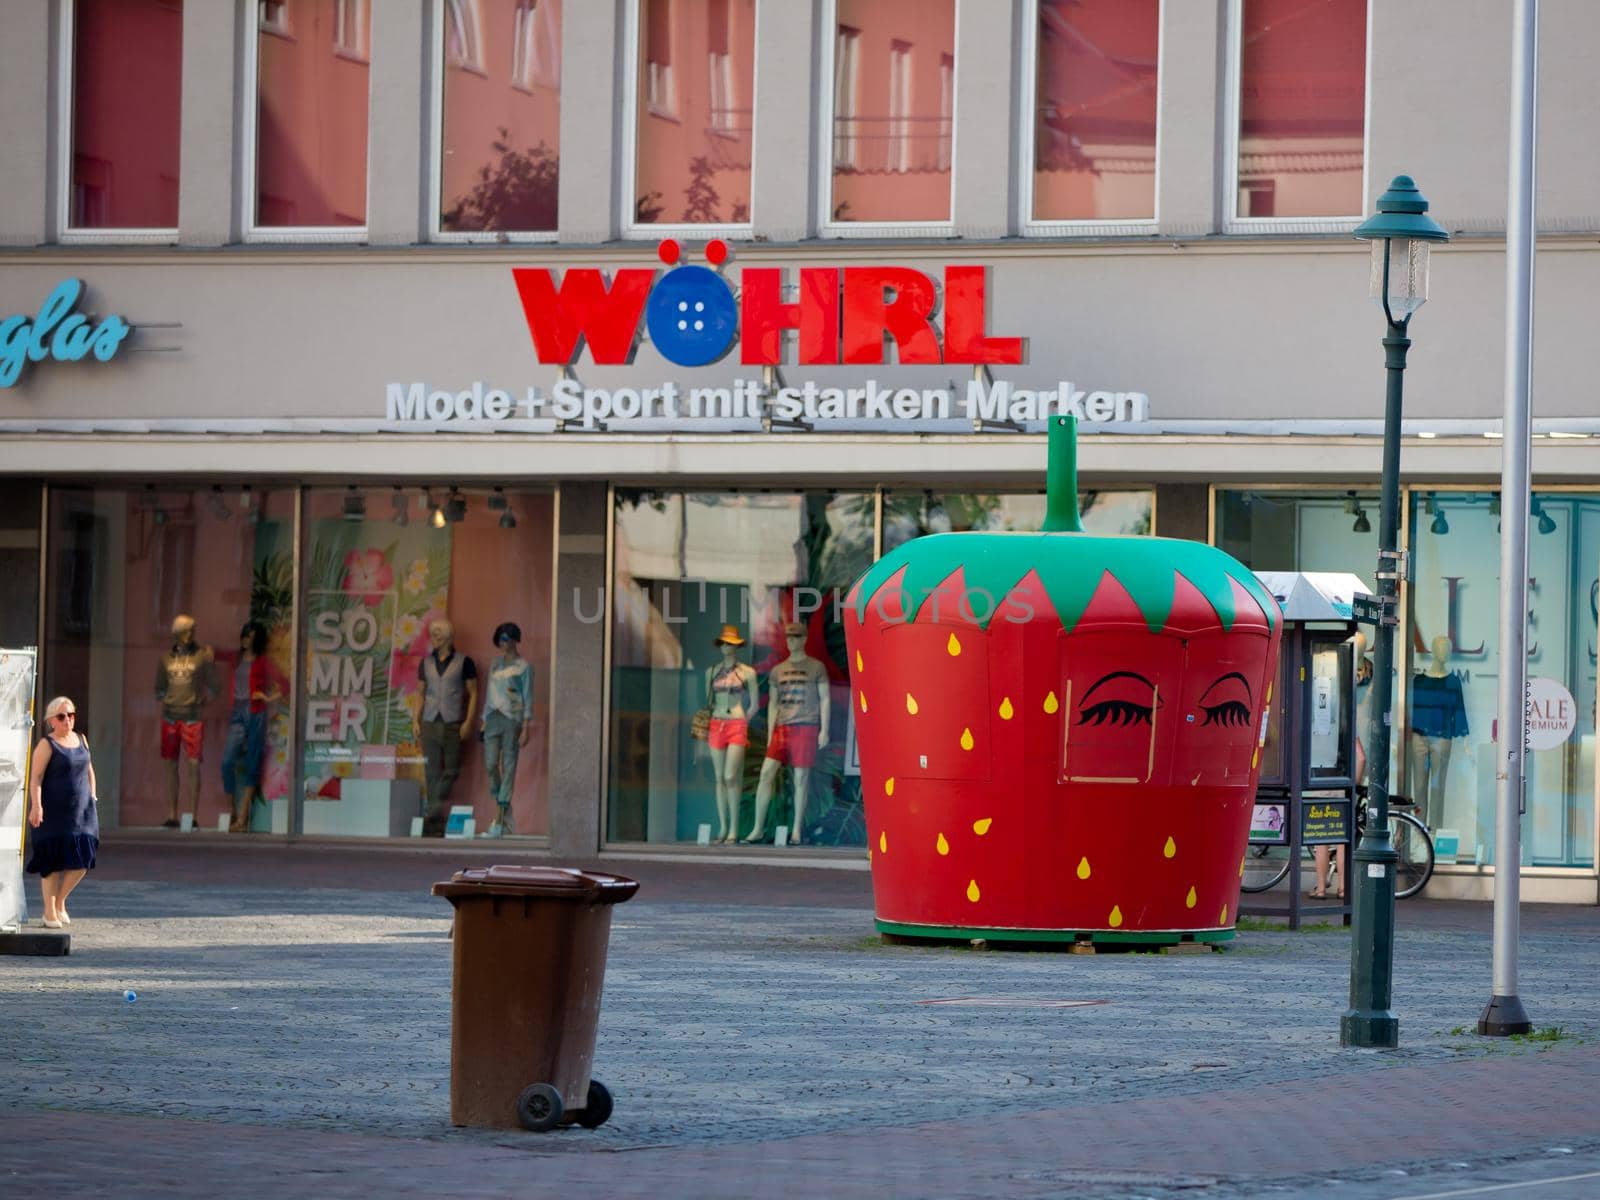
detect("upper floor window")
[1027,0,1158,228]
[630,0,754,230]
[260,0,290,36]
[446,0,484,72]
[66,0,184,234]
[824,0,954,231]
[251,0,371,233]
[1233,0,1368,223]
[438,0,563,237]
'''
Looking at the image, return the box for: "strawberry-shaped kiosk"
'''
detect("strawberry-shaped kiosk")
[844,416,1282,944]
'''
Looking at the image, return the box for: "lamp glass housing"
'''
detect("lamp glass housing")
[1368,236,1430,320]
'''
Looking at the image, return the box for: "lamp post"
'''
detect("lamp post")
[1343,176,1450,1049]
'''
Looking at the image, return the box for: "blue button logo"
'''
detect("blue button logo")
[644,240,737,368]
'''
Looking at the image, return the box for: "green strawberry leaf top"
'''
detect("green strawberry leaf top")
[852,416,1277,635]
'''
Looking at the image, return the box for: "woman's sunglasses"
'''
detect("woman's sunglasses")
[52,711,76,721]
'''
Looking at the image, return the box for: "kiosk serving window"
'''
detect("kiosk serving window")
[608,489,872,847]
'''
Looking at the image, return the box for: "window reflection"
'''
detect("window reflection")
[1032,0,1158,222]
[830,0,954,224]
[255,0,371,228]
[70,0,183,229]
[882,490,1154,551]
[441,0,563,233]
[635,0,754,226]
[1237,0,1367,219]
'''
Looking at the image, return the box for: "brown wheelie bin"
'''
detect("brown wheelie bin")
[432,865,639,1131]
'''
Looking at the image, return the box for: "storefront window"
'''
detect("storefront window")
[0,484,43,866]
[1031,0,1158,223]
[440,0,562,234]
[300,487,554,840]
[43,486,297,833]
[829,0,954,225]
[609,490,873,847]
[1235,0,1366,219]
[882,489,1153,550]
[254,0,371,227]
[634,0,755,225]
[69,0,183,230]
[1408,491,1597,868]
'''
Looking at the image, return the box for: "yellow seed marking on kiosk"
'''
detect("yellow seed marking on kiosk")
[855,650,864,672]
[947,632,962,657]
[905,692,919,715]
[884,777,895,797]
[1109,905,1124,928]
[1239,855,1246,878]
[1186,886,1197,909]
[936,832,950,856]
[1220,904,1229,924]
[959,727,975,751]
[1043,691,1060,714]
[1076,856,1091,880]
[998,697,1014,720]
[1163,836,1177,859]
[879,831,888,854]
[859,691,867,713]
[966,879,981,903]
[973,818,993,836]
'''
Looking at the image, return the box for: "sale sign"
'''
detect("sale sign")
[1525,676,1577,752]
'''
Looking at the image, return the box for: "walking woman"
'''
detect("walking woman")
[26,696,99,929]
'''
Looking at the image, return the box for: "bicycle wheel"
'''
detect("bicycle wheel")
[1240,844,1292,893]
[1389,811,1435,899]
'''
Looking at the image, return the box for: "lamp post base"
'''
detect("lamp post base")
[1340,1010,1399,1048]
[1476,993,1532,1037]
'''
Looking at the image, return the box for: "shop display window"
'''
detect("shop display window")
[300,487,554,840]
[1235,0,1367,220]
[882,489,1153,551]
[440,0,563,235]
[633,0,755,227]
[828,0,954,225]
[254,0,371,228]
[1031,0,1158,224]
[608,490,873,847]
[0,485,43,874]
[43,486,297,833]
[68,0,183,230]
[1407,491,1598,869]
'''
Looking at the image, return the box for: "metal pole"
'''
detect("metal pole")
[1341,300,1405,1049]
[1480,0,1538,1038]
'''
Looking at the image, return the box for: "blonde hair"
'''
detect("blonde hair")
[44,696,75,721]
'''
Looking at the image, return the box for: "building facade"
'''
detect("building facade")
[2,0,1597,901]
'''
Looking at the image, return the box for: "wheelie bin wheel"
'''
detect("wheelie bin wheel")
[516,1083,564,1132]
[576,1079,614,1129]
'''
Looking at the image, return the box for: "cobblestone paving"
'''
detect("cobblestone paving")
[2,877,1595,1170]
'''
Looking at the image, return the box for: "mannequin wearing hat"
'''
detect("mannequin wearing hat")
[747,621,830,845]
[705,624,759,843]
[480,621,533,838]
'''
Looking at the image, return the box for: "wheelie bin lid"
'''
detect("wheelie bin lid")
[432,865,640,904]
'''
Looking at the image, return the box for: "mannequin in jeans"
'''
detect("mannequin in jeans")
[1409,635,1467,829]
[479,622,532,838]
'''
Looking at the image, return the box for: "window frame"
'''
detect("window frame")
[241,0,371,242]
[620,0,757,241]
[333,0,370,64]
[817,0,958,239]
[55,0,182,244]
[443,0,485,75]
[1018,0,1163,238]
[428,0,560,244]
[1222,0,1373,234]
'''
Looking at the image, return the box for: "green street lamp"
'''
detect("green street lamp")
[1343,177,1450,1049]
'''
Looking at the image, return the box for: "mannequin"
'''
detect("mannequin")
[479,621,533,838]
[411,619,477,837]
[1408,634,1468,830]
[705,624,758,844]
[747,621,830,845]
[222,620,285,833]
[156,614,216,828]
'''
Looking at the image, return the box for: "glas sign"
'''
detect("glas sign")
[0,279,131,388]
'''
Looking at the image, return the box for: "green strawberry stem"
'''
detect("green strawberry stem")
[1042,415,1085,533]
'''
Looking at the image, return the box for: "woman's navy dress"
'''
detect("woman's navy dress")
[25,735,99,877]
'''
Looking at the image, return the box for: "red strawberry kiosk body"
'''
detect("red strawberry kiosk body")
[844,416,1283,945]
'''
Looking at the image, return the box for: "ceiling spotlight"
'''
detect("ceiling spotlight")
[445,490,468,523]
[1431,508,1448,535]
[499,507,517,529]
[390,488,409,527]
[342,486,367,522]
[430,501,447,529]
[1488,494,1500,516]
[206,486,231,521]
[1532,497,1556,535]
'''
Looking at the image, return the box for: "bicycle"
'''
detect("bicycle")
[1240,791,1434,899]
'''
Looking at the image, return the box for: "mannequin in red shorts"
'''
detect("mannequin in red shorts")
[704,624,758,843]
[156,613,216,828]
[746,621,830,845]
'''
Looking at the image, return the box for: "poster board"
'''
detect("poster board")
[0,648,38,930]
